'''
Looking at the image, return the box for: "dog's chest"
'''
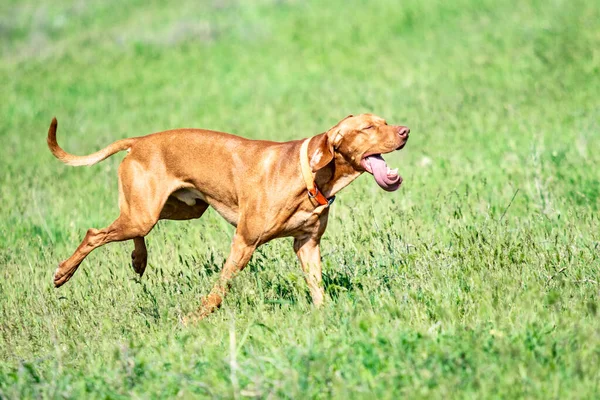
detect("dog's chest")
[280,206,328,236]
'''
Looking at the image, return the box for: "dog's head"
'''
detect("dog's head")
[310,114,410,191]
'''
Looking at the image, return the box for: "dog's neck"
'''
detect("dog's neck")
[314,153,362,198]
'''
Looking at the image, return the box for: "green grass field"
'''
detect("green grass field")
[1,0,599,398]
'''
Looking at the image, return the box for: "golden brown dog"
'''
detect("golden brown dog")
[47,114,409,322]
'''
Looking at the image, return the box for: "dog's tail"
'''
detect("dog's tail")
[47,117,138,167]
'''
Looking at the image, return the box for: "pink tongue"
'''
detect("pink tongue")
[366,155,402,192]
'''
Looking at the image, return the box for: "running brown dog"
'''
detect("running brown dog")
[47,114,410,322]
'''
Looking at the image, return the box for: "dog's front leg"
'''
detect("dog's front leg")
[184,232,256,323]
[293,236,325,307]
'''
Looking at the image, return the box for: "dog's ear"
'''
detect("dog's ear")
[327,114,353,149]
[309,133,334,172]
[309,115,354,171]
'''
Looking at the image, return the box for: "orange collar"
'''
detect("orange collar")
[300,138,335,207]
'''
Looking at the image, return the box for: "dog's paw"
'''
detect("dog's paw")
[54,261,79,288]
[53,262,69,288]
[180,315,191,326]
[131,251,147,277]
[182,311,209,326]
[182,312,205,326]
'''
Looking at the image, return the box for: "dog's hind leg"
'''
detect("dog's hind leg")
[53,214,157,287]
[54,158,171,288]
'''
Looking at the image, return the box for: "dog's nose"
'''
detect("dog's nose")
[398,126,410,137]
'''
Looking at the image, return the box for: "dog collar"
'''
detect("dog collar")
[300,138,335,207]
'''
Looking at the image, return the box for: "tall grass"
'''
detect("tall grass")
[1,0,599,397]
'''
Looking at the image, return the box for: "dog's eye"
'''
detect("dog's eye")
[363,125,374,130]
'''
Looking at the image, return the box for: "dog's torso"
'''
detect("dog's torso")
[126,129,329,244]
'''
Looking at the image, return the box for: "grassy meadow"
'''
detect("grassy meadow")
[1,0,600,398]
